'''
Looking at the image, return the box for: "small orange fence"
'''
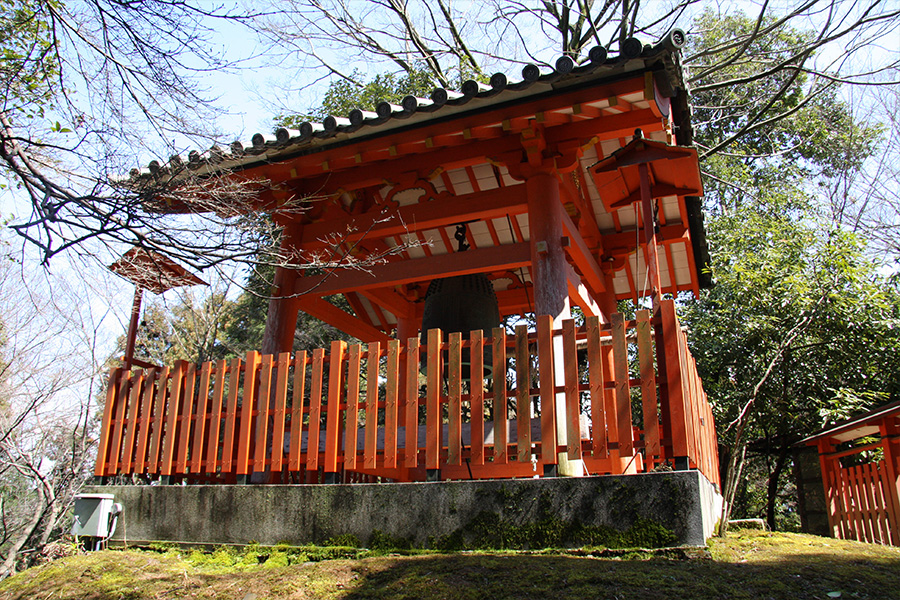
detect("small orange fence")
[813,407,900,546]
[824,460,898,545]
[95,299,719,487]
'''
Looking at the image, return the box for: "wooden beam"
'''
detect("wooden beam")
[360,288,415,319]
[295,242,531,296]
[299,185,528,249]
[544,109,665,148]
[566,264,601,317]
[497,286,533,316]
[560,209,606,296]
[296,296,390,343]
[609,183,702,209]
[602,224,689,256]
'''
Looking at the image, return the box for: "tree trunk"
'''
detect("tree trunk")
[766,441,791,531]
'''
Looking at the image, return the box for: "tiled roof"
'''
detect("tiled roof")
[126,30,690,184]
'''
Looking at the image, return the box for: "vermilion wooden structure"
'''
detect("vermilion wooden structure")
[803,402,900,546]
[98,35,720,487]
[108,247,207,371]
[95,303,720,487]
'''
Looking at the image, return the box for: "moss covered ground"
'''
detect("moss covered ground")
[1,530,898,600]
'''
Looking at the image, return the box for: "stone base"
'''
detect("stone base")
[86,471,722,550]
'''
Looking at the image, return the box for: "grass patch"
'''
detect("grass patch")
[1,530,898,599]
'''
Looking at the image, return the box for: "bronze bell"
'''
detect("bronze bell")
[420,272,501,378]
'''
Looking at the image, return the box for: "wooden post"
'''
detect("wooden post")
[395,317,417,468]
[404,336,420,468]
[426,328,442,480]
[260,223,305,356]
[525,170,582,476]
[324,341,346,481]
[492,326,508,465]
[123,287,143,371]
[638,162,663,311]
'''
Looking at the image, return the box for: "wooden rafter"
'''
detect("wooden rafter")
[295,242,531,297]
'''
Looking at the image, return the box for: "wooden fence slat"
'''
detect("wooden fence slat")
[175,362,197,475]
[237,352,260,477]
[603,343,620,461]
[364,342,380,470]
[134,369,158,474]
[835,466,851,540]
[871,463,890,545]
[121,371,145,473]
[288,352,308,471]
[857,466,870,542]
[515,324,531,463]
[270,352,290,473]
[585,317,607,459]
[426,329,442,471]
[384,340,400,469]
[470,330,485,466]
[191,362,213,473]
[447,332,463,466]
[325,341,347,475]
[161,362,187,477]
[95,367,123,477]
[864,463,882,543]
[660,300,688,459]
[405,337,419,468]
[254,354,274,475]
[345,345,362,471]
[148,367,170,474]
[860,465,877,543]
[847,466,865,541]
[680,335,699,467]
[636,310,659,463]
[222,358,242,475]
[108,370,133,476]
[857,465,874,543]
[562,319,581,460]
[611,314,633,458]
[492,327,508,465]
[536,316,557,466]
[841,466,856,541]
[205,360,227,475]
[307,348,326,471]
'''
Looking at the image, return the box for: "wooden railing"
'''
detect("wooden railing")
[95,299,719,488]
[824,460,898,545]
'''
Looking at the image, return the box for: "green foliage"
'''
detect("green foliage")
[688,10,883,213]
[0,0,58,118]
[277,68,436,127]
[683,10,899,529]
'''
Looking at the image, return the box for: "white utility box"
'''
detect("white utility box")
[71,493,120,538]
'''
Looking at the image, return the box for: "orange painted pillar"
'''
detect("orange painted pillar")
[261,223,304,356]
[526,170,582,477]
[526,171,569,323]
[123,287,143,370]
[260,266,302,355]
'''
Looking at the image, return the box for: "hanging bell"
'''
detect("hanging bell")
[420,272,501,378]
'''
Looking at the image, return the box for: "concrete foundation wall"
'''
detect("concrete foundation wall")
[87,471,722,549]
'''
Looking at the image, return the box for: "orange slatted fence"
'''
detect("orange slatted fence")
[815,420,900,546]
[95,300,720,488]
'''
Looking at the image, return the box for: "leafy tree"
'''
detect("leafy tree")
[682,207,900,530]
[682,11,900,532]
[278,68,437,127]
